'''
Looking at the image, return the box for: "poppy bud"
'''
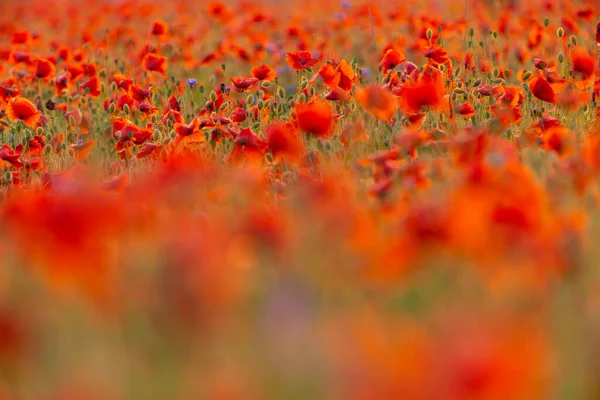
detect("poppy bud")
[569,35,577,46]
[110,81,118,91]
[523,71,533,80]
[123,104,130,114]
[218,103,228,112]
[210,91,217,102]
[0,120,10,127]
[493,67,500,77]
[469,28,474,38]
[262,81,272,88]
[557,27,564,38]
[491,78,505,84]
[426,28,433,40]
[170,130,177,139]
[162,138,171,145]
[544,19,549,27]
[153,129,161,141]
[43,144,52,154]
[277,87,286,99]
[453,88,465,95]
[67,148,75,157]
[4,171,12,183]
[558,52,565,63]
[492,31,497,39]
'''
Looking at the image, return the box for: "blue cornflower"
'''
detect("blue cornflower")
[340,0,351,8]
[186,78,198,88]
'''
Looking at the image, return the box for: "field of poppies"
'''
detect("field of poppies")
[0,0,599,398]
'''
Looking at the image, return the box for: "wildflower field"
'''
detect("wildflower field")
[0,0,599,398]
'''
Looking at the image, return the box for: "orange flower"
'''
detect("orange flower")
[69,139,96,159]
[312,63,341,89]
[294,100,334,137]
[6,97,40,127]
[530,77,555,104]
[285,51,318,71]
[380,49,406,71]
[356,85,396,121]
[142,53,167,75]
[251,64,276,81]
[335,59,355,91]
[34,58,56,80]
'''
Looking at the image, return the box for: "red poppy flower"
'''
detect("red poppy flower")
[286,51,318,71]
[6,97,40,127]
[230,77,259,92]
[34,58,56,80]
[356,85,396,121]
[129,85,152,101]
[231,107,247,123]
[456,103,476,118]
[396,80,445,113]
[380,49,406,71]
[424,46,449,65]
[151,20,168,36]
[142,53,167,75]
[0,144,22,167]
[266,122,303,163]
[80,75,102,97]
[570,47,595,80]
[230,127,266,163]
[251,64,277,81]
[530,77,555,104]
[294,100,334,137]
[136,142,159,159]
